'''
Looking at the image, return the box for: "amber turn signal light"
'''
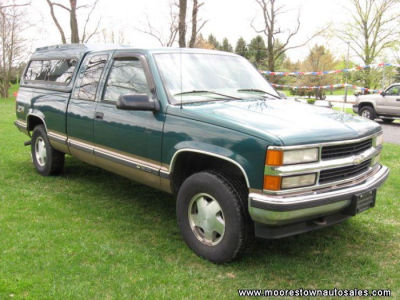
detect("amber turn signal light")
[266,150,283,166]
[264,175,281,191]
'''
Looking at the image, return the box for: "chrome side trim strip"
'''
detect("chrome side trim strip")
[68,139,93,154]
[168,148,250,188]
[67,137,165,177]
[160,170,170,179]
[47,131,67,144]
[94,148,160,176]
[14,120,29,136]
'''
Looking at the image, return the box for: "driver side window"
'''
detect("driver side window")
[386,85,400,96]
[103,58,151,102]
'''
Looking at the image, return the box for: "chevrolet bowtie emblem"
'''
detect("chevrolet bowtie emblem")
[354,155,363,165]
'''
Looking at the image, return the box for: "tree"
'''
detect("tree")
[100,29,126,44]
[188,0,207,47]
[252,0,326,71]
[141,0,206,48]
[0,1,28,98]
[45,0,101,44]
[138,2,178,47]
[248,35,267,67]
[207,34,220,49]
[178,0,187,47]
[194,33,214,49]
[297,45,338,99]
[339,0,399,87]
[220,37,233,52]
[235,37,247,57]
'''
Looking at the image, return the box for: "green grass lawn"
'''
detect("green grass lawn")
[1,89,399,299]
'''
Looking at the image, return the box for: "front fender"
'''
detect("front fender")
[168,142,251,187]
[162,114,268,190]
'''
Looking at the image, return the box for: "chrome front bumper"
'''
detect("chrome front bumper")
[249,164,389,225]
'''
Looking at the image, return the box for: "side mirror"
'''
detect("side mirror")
[278,91,287,99]
[116,94,160,111]
[381,91,385,97]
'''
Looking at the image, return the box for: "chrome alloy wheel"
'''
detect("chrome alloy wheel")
[34,136,47,167]
[188,193,225,246]
[361,109,371,119]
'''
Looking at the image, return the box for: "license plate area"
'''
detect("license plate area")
[343,189,376,216]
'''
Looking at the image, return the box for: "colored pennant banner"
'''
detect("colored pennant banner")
[261,63,400,76]
[271,83,381,94]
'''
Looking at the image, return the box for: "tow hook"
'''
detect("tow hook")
[312,217,327,226]
[24,140,31,146]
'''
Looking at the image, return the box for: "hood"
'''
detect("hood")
[168,99,382,146]
[356,94,381,102]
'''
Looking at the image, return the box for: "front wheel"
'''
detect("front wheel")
[359,106,375,120]
[176,171,250,263]
[31,125,65,176]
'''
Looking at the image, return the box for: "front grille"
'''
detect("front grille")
[319,159,371,184]
[321,138,372,160]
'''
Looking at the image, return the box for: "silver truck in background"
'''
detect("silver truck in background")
[353,83,400,123]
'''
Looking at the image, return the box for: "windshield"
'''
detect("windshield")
[154,52,279,104]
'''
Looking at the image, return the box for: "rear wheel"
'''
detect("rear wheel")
[176,171,250,263]
[359,106,375,120]
[31,125,64,176]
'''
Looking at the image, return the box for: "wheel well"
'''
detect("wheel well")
[27,115,45,132]
[359,102,374,111]
[170,152,248,197]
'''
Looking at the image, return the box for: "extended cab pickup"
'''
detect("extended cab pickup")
[15,44,389,263]
[353,83,400,122]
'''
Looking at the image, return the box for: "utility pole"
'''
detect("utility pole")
[344,41,350,104]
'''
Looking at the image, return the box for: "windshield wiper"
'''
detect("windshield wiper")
[174,90,240,100]
[237,88,280,99]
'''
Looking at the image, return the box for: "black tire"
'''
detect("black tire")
[176,171,250,263]
[359,106,375,120]
[31,125,64,176]
[381,118,394,124]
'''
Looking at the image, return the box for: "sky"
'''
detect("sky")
[21,0,379,66]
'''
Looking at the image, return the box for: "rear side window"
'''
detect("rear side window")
[24,58,78,84]
[73,54,108,101]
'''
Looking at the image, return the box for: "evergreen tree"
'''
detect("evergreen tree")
[248,35,267,67]
[235,37,247,57]
[207,34,220,49]
[221,37,233,52]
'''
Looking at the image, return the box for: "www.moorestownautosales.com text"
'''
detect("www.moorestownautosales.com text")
[237,288,392,297]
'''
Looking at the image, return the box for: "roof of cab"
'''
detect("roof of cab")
[31,44,237,60]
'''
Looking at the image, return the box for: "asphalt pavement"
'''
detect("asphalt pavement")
[377,121,400,145]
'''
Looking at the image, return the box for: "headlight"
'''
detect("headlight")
[266,148,319,166]
[281,174,316,189]
[375,133,383,147]
[264,173,317,190]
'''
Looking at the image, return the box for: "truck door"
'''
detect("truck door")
[382,85,400,116]
[67,52,110,164]
[93,52,165,189]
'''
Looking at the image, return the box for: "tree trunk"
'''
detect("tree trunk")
[178,0,187,47]
[189,0,198,48]
[70,0,79,43]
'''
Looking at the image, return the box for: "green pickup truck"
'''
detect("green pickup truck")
[15,44,389,263]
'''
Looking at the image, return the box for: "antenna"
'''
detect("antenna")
[180,47,183,109]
